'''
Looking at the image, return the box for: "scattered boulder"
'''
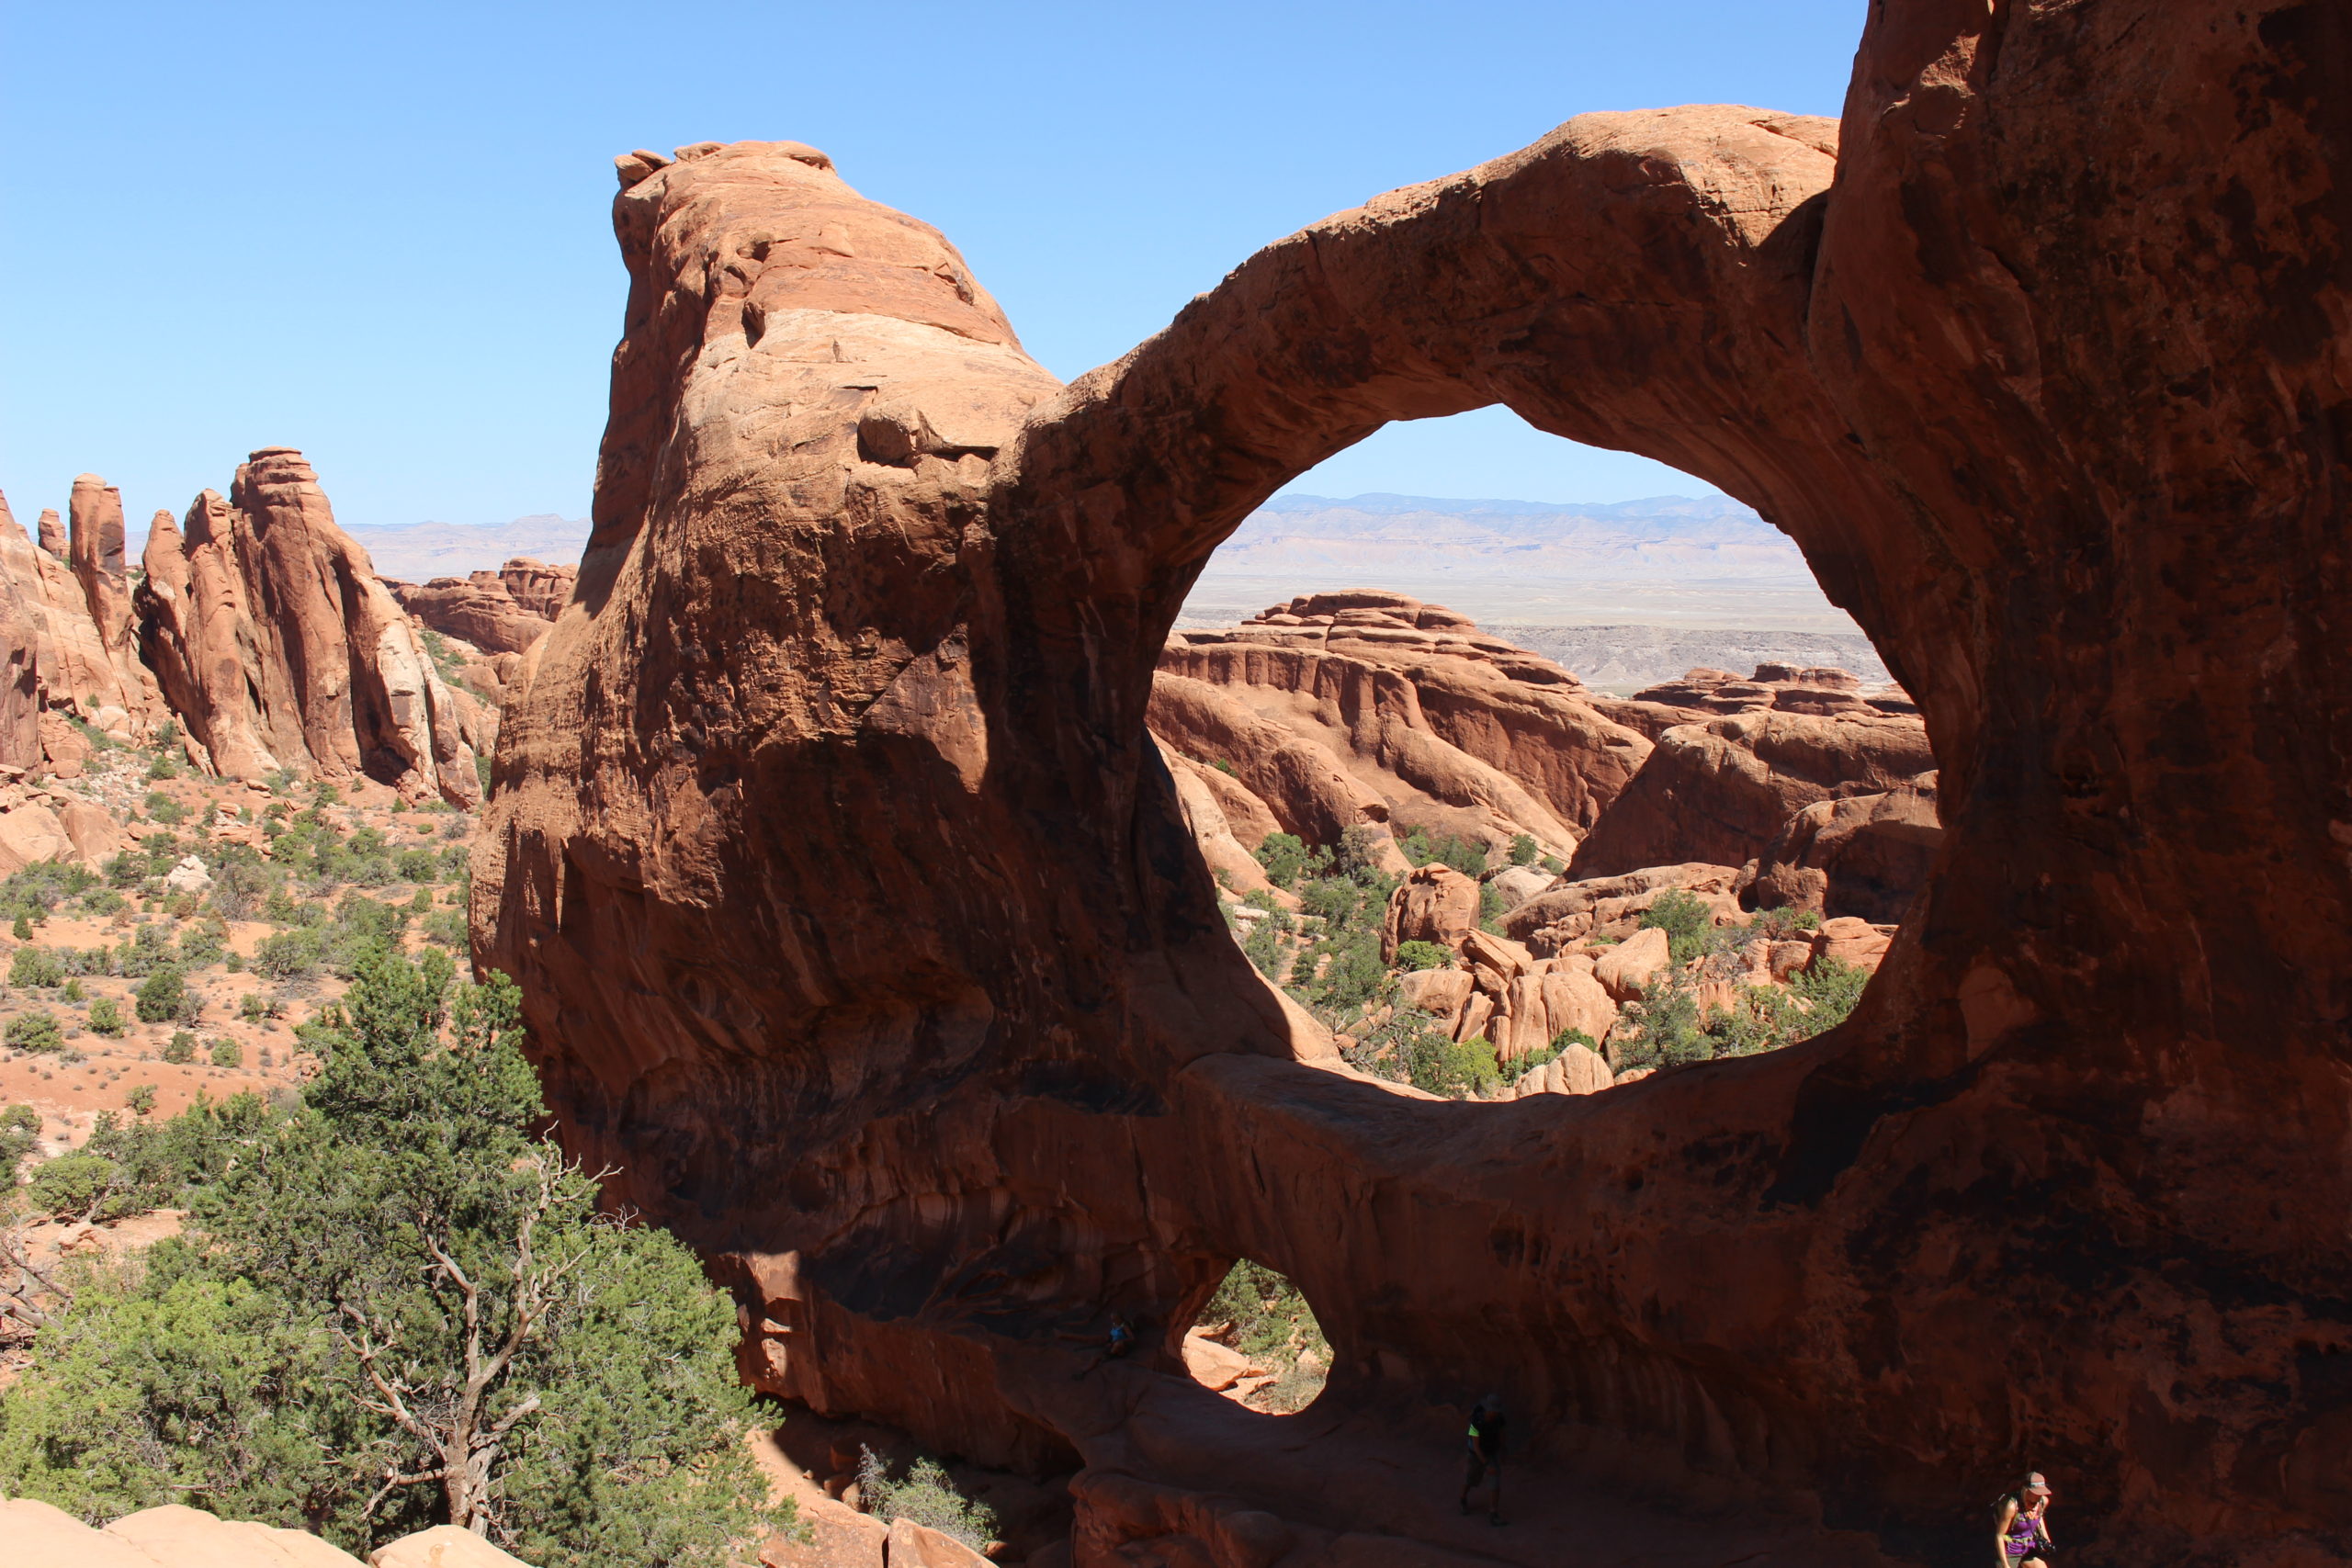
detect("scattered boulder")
[1504,862,1745,953]
[883,1517,991,1568]
[367,1526,531,1567]
[1,1496,519,1568]
[163,854,213,895]
[1507,1043,1613,1097]
[1486,863,1555,909]
[1379,863,1481,961]
[0,803,78,873]
[1592,926,1672,1002]
[1810,916,1896,973]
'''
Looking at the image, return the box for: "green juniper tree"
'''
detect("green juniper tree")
[0,948,783,1565]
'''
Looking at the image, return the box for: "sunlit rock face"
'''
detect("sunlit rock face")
[137,449,482,806]
[478,6,2352,1561]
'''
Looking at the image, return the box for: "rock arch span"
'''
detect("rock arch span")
[478,6,2352,1562]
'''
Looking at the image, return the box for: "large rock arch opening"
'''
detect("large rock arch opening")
[478,7,2352,1563]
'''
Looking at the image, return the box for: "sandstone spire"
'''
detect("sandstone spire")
[137,448,482,807]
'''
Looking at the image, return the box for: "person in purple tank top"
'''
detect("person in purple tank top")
[1994,1472,2055,1567]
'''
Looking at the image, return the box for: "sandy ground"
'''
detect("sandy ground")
[0,752,476,1153]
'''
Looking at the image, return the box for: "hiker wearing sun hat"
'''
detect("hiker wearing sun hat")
[1995,1472,2055,1567]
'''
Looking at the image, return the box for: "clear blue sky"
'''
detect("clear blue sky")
[1,1,1864,536]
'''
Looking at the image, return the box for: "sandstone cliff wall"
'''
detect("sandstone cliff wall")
[479,8,2352,1561]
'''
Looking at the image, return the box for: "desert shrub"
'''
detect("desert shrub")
[854,1449,997,1552]
[1,1102,40,1176]
[142,792,187,826]
[1253,832,1311,889]
[1639,889,1720,966]
[1335,825,1391,878]
[1611,980,1711,1072]
[113,923,176,979]
[397,849,439,884]
[87,998,126,1037]
[135,967,187,1023]
[124,1084,156,1116]
[10,913,29,941]
[421,902,465,949]
[1478,879,1507,932]
[177,919,229,969]
[1540,854,1566,875]
[1392,940,1454,973]
[1407,1032,1502,1099]
[1547,1027,1600,1055]
[254,930,321,982]
[1509,833,1538,866]
[0,861,97,928]
[1396,825,1487,876]
[209,857,277,921]
[62,976,87,998]
[209,1038,242,1068]
[1790,955,1870,1032]
[25,1151,117,1219]
[238,994,276,1025]
[1748,904,1823,939]
[1238,908,1293,981]
[164,1032,198,1065]
[10,947,63,987]
[0,954,786,1563]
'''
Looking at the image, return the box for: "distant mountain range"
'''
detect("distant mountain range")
[1179,491,1858,637]
[337,494,1879,683]
[341,514,590,584]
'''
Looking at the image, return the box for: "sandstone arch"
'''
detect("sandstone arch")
[479,6,2352,1562]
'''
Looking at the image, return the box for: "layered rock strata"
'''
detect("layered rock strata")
[481,10,2352,1560]
[388,557,575,657]
[1154,592,1651,863]
[136,449,483,806]
[1569,668,1935,881]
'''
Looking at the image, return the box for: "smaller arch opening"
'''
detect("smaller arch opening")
[1182,1259,1329,1415]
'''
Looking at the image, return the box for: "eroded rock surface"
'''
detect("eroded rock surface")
[389,558,575,657]
[136,449,481,806]
[1155,592,1650,863]
[480,10,2352,1561]
[1569,684,1934,881]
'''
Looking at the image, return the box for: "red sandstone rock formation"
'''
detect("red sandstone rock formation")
[0,484,163,746]
[0,496,46,772]
[388,558,575,659]
[1742,773,1940,923]
[1155,592,1650,863]
[480,8,2352,1559]
[137,450,482,806]
[33,509,64,558]
[1568,705,1934,880]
